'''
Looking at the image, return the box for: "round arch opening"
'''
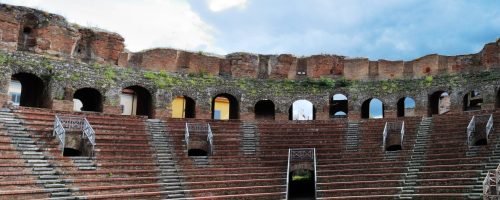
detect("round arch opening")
[361,98,384,119]
[255,99,275,120]
[429,91,450,116]
[171,96,196,118]
[212,93,239,120]
[73,88,103,112]
[9,73,50,108]
[397,97,415,117]
[289,100,315,120]
[120,85,153,118]
[330,94,348,118]
[463,90,482,111]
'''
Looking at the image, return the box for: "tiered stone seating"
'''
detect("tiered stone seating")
[10,107,165,199]
[406,111,499,199]
[166,119,287,199]
[0,110,50,200]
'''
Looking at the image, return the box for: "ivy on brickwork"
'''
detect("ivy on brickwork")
[1,51,499,99]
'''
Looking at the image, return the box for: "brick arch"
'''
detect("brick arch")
[10,72,51,108]
[288,99,317,120]
[361,97,385,119]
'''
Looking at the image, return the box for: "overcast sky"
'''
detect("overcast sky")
[2,0,500,60]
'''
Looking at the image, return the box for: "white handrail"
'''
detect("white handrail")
[54,115,96,158]
[467,116,475,146]
[486,114,494,139]
[313,148,317,199]
[382,122,388,149]
[53,115,65,155]
[207,124,213,155]
[400,121,405,148]
[285,149,291,200]
[185,123,189,152]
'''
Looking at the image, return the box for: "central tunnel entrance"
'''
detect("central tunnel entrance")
[287,148,316,200]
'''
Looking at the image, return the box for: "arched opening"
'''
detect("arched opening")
[330,94,348,118]
[289,100,315,120]
[10,73,49,108]
[171,96,196,118]
[17,14,38,51]
[474,138,487,146]
[429,91,450,116]
[288,169,315,199]
[361,98,384,119]
[73,88,103,112]
[211,93,239,120]
[463,90,482,111]
[63,148,82,157]
[255,99,275,120]
[188,149,208,156]
[386,144,402,151]
[120,86,153,118]
[397,97,416,117]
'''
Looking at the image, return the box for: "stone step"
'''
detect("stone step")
[44,184,66,188]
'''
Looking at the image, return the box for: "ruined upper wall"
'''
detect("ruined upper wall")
[0,3,499,80]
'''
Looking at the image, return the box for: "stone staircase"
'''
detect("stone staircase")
[400,117,432,199]
[345,121,359,152]
[147,119,188,199]
[69,156,96,170]
[241,122,258,155]
[0,109,76,200]
[471,125,500,199]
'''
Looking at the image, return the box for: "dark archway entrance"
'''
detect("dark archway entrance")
[121,86,153,118]
[11,73,50,108]
[212,93,239,120]
[330,94,348,118]
[255,100,275,120]
[288,169,316,200]
[429,91,450,116]
[463,90,482,111]
[73,88,103,112]
[397,97,415,117]
[361,98,384,119]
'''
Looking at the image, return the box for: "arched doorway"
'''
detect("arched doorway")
[212,93,239,120]
[330,94,348,118]
[73,88,103,112]
[289,100,315,120]
[429,91,450,116]
[171,96,196,118]
[120,86,153,118]
[10,73,50,108]
[255,99,275,120]
[361,98,384,119]
[397,97,415,117]
[463,90,482,111]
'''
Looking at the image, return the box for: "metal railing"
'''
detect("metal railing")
[484,171,495,198]
[285,148,317,200]
[382,121,405,150]
[53,115,96,158]
[185,123,213,155]
[468,114,494,146]
[53,115,65,155]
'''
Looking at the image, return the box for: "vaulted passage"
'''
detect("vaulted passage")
[361,98,384,119]
[429,91,450,116]
[288,169,315,200]
[120,86,153,118]
[330,94,348,118]
[397,97,415,117]
[63,148,82,157]
[188,149,208,156]
[73,88,103,112]
[255,99,275,120]
[212,93,239,120]
[171,96,196,118]
[463,90,482,111]
[10,73,50,108]
[289,100,315,120]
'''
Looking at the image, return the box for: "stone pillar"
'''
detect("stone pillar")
[348,111,361,121]
[275,113,289,121]
[0,93,10,108]
[384,110,397,118]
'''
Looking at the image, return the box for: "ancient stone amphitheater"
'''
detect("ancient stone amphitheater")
[1,3,500,200]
